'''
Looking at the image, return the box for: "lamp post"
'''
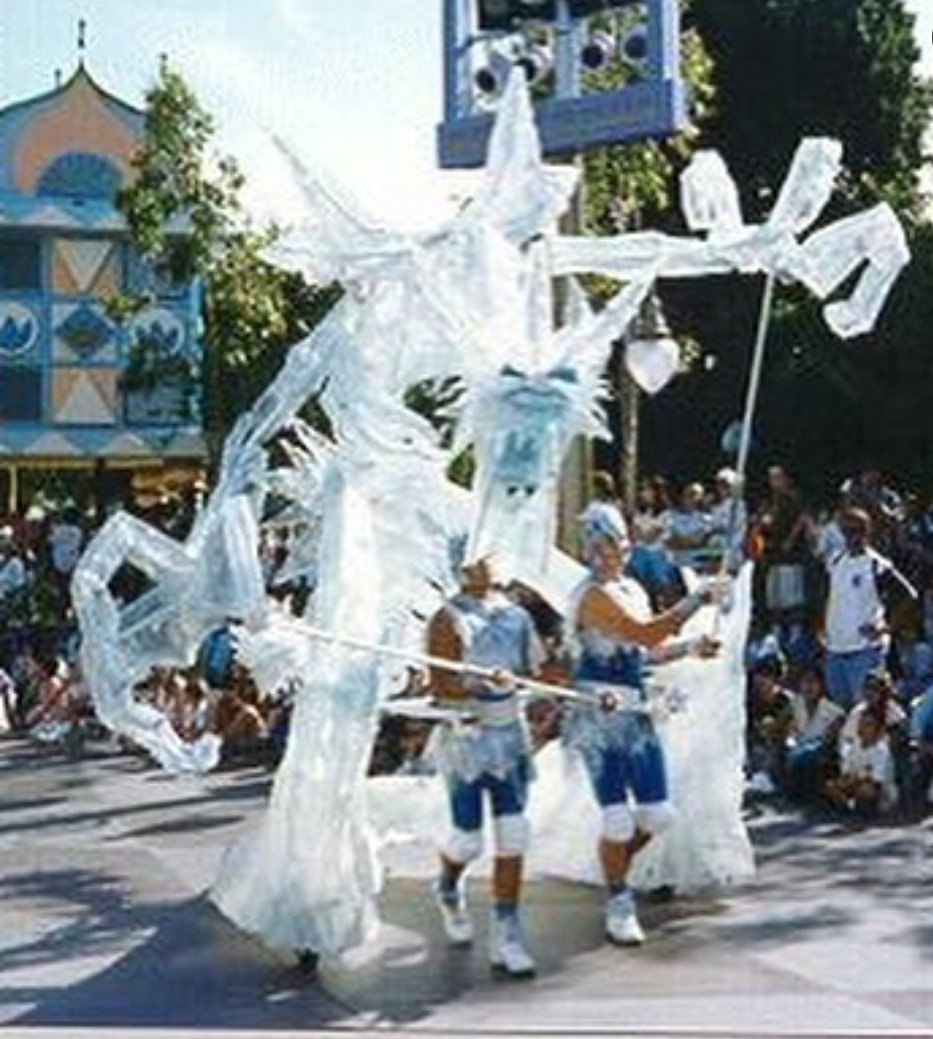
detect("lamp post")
[616,290,678,509]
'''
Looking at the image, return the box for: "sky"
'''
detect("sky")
[0,0,930,230]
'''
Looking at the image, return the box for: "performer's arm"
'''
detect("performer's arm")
[578,582,719,650]
[648,633,720,664]
[578,586,678,648]
[426,608,469,702]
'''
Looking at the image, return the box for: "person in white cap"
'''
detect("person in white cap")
[709,467,747,573]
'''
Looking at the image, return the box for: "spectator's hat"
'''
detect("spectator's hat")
[715,466,741,489]
[0,525,13,546]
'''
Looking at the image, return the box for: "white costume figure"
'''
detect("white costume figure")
[427,555,543,977]
[70,71,908,962]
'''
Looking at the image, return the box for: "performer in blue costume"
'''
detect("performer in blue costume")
[426,555,543,979]
[563,504,721,945]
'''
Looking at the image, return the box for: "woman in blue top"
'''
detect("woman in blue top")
[564,505,720,946]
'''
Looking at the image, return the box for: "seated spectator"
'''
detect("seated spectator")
[26,657,75,745]
[212,665,268,763]
[825,708,898,817]
[176,674,211,743]
[393,720,434,776]
[746,653,795,795]
[906,682,933,813]
[0,666,14,733]
[784,667,845,801]
[838,668,908,756]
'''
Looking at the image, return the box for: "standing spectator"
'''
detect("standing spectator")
[666,482,713,572]
[0,527,27,603]
[48,507,84,589]
[628,475,680,607]
[708,467,747,573]
[841,469,903,556]
[824,509,915,709]
[753,466,813,626]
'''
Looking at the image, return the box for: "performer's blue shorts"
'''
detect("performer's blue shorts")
[447,760,530,832]
[584,718,668,808]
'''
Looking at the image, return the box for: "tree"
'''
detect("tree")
[636,0,933,500]
[694,0,932,222]
[115,63,339,448]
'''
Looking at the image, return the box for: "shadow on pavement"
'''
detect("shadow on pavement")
[5,889,355,1030]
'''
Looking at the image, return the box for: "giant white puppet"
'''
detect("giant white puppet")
[72,75,908,958]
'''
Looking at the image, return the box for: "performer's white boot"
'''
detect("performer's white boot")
[433,879,474,945]
[489,910,536,978]
[605,889,645,946]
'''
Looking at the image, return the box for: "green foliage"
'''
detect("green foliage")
[119,337,197,421]
[633,0,933,495]
[583,10,716,241]
[693,0,933,223]
[115,63,339,447]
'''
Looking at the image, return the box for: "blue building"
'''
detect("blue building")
[0,62,205,513]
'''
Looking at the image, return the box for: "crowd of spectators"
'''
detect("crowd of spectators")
[2,462,932,825]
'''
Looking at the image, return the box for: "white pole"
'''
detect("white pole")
[281,618,602,707]
[712,271,777,634]
[735,271,777,490]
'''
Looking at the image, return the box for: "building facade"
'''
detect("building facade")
[0,63,205,513]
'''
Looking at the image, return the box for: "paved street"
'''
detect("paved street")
[0,734,931,1038]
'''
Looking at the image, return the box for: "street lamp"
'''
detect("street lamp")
[624,292,680,396]
[615,291,679,507]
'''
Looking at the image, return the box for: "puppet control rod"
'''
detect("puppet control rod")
[278,618,649,711]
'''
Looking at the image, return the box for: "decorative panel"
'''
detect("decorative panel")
[52,300,118,363]
[0,300,41,364]
[51,236,122,295]
[0,366,42,421]
[129,307,187,356]
[124,383,192,426]
[51,367,119,425]
[0,238,41,290]
[37,152,122,200]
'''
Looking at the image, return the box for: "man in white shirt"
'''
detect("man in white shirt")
[823,508,915,709]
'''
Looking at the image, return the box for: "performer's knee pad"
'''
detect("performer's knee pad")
[635,801,675,835]
[443,827,483,864]
[493,813,529,856]
[601,802,636,843]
